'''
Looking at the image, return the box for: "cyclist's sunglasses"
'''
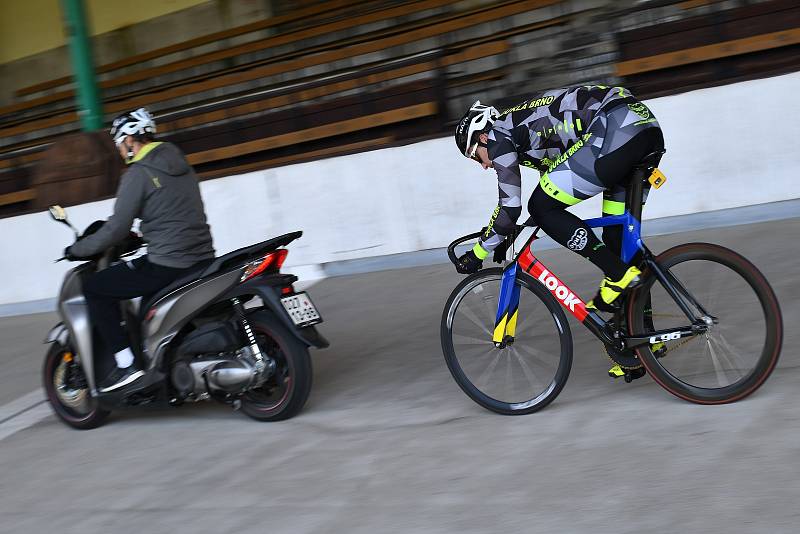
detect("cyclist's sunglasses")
[468,139,488,162]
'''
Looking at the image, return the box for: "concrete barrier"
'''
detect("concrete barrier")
[2,72,799,306]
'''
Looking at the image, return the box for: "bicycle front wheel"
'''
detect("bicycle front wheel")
[441,268,573,415]
[628,243,782,404]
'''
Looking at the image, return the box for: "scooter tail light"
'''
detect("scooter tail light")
[240,249,289,283]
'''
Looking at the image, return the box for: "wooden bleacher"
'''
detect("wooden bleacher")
[13,0,368,99]
[615,0,800,98]
[0,39,515,171]
[0,0,576,216]
[5,0,569,217]
[7,0,797,219]
[1,0,456,120]
[0,0,555,136]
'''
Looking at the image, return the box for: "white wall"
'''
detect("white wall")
[2,72,800,305]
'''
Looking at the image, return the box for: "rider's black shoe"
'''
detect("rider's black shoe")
[99,366,144,392]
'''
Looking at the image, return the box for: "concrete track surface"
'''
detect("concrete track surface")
[1,219,799,533]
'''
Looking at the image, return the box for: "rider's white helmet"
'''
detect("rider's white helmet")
[110,108,157,146]
[455,100,499,158]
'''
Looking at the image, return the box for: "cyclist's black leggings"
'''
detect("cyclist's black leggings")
[528,128,664,280]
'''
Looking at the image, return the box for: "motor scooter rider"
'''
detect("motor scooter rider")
[66,108,215,392]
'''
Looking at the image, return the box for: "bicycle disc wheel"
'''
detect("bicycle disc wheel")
[441,268,572,415]
[628,243,782,404]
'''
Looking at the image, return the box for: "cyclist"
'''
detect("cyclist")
[66,108,215,392]
[453,86,664,375]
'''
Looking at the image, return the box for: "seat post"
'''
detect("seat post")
[626,150,665,223]
[626,167,647,223]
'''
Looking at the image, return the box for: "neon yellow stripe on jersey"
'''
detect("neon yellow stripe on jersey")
[540,174,581,205]
[602,199,625,215]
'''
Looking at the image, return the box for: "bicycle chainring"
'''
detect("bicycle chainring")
[604,344,643,370]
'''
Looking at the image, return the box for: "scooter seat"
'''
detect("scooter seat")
[138,231,303,317]
[138,261,212,318]
[197,231,302,279]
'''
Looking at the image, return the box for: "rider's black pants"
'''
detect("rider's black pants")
[528,128,663,280]
[82,256,198,364]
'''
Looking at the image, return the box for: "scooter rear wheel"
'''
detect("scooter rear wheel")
[43,343,110,429]
[239,311,312,422]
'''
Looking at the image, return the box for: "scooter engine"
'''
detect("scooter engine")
[171,321,252,398]
[171,351,258,398]
[170,361,196,398]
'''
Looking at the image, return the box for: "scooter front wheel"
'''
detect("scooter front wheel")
[43,343,110,429]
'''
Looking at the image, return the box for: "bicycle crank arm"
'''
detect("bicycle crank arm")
[623,325,707,349]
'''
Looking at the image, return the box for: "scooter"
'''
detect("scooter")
[43,205,328,429]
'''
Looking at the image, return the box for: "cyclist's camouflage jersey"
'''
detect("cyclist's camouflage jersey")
[479,85,660,253]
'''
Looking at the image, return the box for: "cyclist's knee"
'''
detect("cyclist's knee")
[603,226,623,256]
[528,186,569,223]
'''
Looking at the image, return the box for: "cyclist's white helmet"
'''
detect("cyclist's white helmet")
[455,100,499,158]
[110,108,156,146]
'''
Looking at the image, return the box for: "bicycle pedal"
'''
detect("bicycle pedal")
[608,365,646,382]
[624,368,646,383]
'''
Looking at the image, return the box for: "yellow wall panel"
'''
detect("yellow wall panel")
[0,0,208,63]
[0,0,64,62]
[86,0,208,36]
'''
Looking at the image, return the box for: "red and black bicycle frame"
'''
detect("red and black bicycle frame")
[495,229,708,353]
[491,165,712,351]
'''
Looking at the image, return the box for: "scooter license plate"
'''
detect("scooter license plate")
[280,292,322,327]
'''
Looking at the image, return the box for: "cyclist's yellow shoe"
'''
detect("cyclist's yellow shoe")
[608,365,626,378]
[651,341,667,358]
[608,364,646,382]
[588,266,642,312]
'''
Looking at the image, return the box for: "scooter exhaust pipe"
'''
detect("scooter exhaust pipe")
[205,361,255,392]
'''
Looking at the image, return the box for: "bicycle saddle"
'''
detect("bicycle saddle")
[634,150,666,170]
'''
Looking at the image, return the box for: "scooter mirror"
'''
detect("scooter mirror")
[49,205,67,222]
[49,205,79,238]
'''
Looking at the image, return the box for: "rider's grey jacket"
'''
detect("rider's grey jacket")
[70,142,215,268]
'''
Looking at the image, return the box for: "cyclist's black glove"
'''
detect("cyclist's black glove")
[456,250,482,274]
[493,239,509,264]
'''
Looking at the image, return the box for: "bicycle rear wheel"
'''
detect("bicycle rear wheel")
[441,268,572,415]
[627,243,782,404]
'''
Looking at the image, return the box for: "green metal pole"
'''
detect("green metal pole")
[61,0,103,130]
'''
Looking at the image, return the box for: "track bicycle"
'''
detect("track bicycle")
[441,152,783,414]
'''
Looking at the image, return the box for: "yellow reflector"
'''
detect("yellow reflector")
[648,168,667,189]
[62,352,73,362]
